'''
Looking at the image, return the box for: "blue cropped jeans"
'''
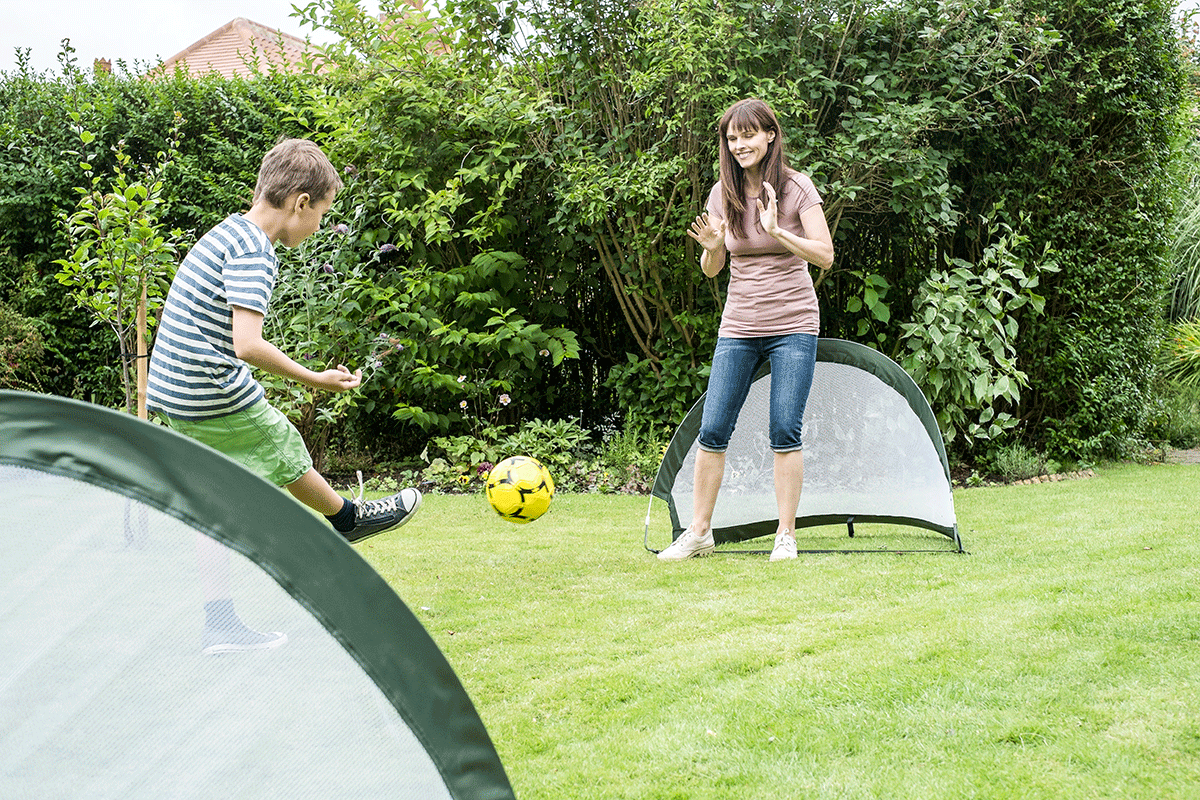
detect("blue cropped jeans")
[697,333,818,454]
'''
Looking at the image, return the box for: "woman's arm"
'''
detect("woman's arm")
[758,181,835,270]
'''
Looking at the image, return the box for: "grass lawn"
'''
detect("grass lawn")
[354,462,1200,800]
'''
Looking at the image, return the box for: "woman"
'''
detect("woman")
[658,98,834,562]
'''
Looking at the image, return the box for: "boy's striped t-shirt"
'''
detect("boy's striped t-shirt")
[147,214,278,421]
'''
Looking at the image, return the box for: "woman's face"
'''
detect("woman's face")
[726,126,775,173]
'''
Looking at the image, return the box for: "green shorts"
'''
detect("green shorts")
[162,400,313,487]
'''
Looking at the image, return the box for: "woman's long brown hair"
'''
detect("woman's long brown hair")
[717,98,790,239]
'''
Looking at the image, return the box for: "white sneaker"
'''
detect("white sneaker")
[769,530,797,561]
[657,526,715,561]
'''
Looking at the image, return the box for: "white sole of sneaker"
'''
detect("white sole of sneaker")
[202,631,288,655]
[657,546,715,561]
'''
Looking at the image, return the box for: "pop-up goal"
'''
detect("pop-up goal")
[0,390,515,800]
[647,338,963,554]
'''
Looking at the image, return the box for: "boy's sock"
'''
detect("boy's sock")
[326,497,355,533]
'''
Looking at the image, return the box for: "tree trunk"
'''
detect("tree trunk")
[137,284,148,420]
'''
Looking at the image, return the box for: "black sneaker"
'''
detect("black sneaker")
[344,487,422,543]
[202,624,287,655]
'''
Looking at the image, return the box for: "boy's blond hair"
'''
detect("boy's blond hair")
[252,138,344,208]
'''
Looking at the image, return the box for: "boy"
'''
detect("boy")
[147,138,421,653]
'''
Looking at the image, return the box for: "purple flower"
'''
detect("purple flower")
[378,243,398,255]
[332,223,350,235]
[321,263,335,274]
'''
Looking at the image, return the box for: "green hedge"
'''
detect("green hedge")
[0,65,309,400]
[957,0,1183,458]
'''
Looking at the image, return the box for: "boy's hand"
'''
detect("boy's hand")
[314,364,363,392]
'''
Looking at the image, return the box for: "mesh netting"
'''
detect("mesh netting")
[0,465,449,800]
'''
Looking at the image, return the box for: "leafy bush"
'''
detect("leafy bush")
[985,442,1047,482]
[474,0,1063,430]
[605,349,711,433]
[898,219,1057,449]
[1143,376,1200,449]
[427,428,510,474]
[498,418,593,480]
[1160,318,1200,387]
[282,3,584,448]
[1168,178,1200,322]
[258,210,403,469]
[348,256,580,442]
[414,417,669,495]
[598,424,668,483]
[54,112,184,414]
[417,417,592,493]
[0,300,45,390]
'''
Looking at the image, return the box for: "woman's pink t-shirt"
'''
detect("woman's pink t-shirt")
[705,171,823,338]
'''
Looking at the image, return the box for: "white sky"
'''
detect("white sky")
[0,0,381,75]
[3,0,1198,76]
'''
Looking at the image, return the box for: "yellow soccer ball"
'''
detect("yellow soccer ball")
[485,456,555,523]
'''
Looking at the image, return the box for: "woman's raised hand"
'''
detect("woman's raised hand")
[757,181,779,236]
[687,212,726,251]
